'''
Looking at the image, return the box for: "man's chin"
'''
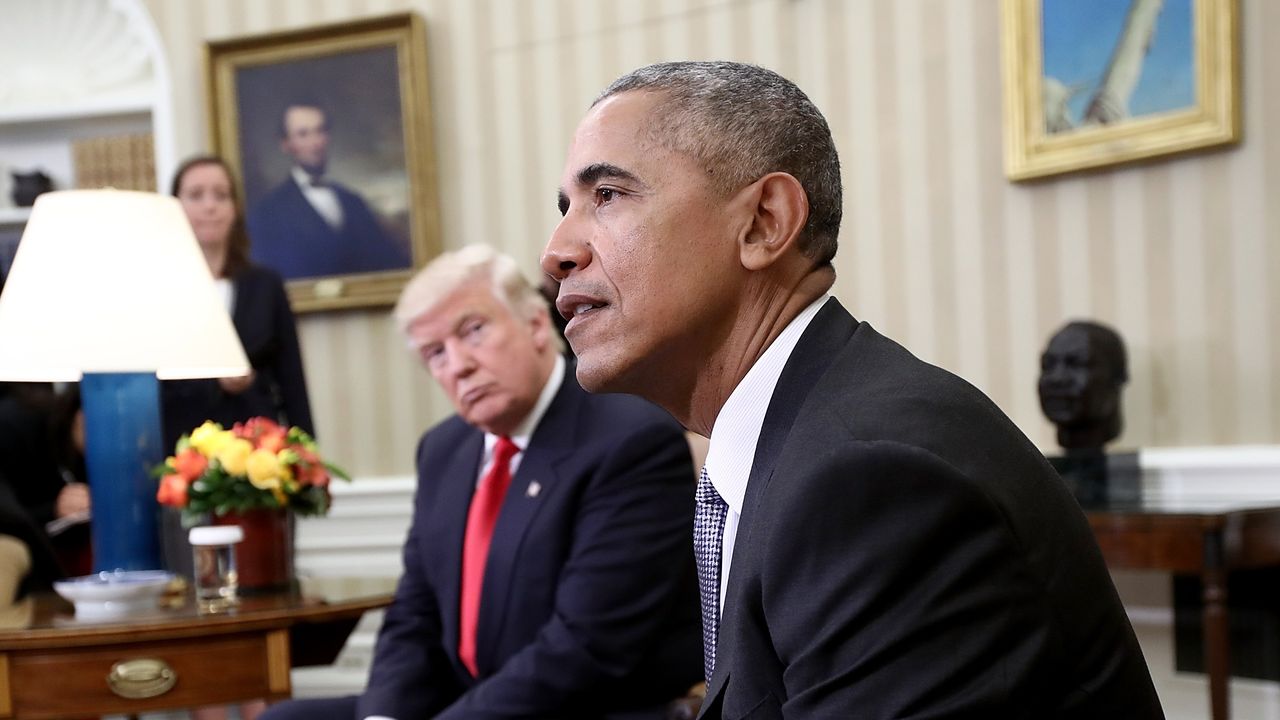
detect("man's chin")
[572,357,620,394]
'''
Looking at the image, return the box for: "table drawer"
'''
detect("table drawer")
[4,630,287,719]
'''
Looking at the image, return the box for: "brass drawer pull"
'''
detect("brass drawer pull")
[106,658,177,699]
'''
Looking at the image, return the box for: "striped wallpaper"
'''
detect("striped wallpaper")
[141,0,1280,476]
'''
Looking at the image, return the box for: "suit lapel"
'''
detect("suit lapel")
[473,373,582,671]
[701,298,858,713]
[436,429,485,663]
[283,179,342,243]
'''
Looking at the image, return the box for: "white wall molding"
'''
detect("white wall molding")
[1140,445,1280,504]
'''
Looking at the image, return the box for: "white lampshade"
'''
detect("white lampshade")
[0,189,250,381]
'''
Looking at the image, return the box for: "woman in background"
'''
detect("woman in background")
[170,156,315,720]
[165,155,314,447]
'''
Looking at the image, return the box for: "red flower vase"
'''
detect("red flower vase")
[213,509,296,594]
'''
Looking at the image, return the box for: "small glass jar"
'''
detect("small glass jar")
[188,525,243,613]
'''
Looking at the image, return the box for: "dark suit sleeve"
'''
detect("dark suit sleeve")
[762,442,1055,718]
[436,418,695,719]
[357,435,464,719]
[265,274,314,436]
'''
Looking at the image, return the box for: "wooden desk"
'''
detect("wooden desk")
[0,580,392,719]
[1086,503,1280,720]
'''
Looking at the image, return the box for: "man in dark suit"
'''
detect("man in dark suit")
[542,61,1164,718]
[262,244,701,720]
[246,102,410,280]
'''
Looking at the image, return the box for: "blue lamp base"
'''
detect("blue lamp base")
[81,372,164,572]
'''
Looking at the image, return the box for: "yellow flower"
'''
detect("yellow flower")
[246,448,289,489]
[217,438,254,476]
[188,421,233,458]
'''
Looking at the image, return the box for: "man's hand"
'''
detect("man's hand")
[219,371,256,395]
[56,483,91,518]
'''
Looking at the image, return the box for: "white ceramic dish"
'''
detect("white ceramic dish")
[53,570,175,619]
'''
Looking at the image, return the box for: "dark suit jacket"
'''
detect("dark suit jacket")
[247,176,409,280]
[699,299,1163,719]
[359,370,703,719]
[161,266,313,448]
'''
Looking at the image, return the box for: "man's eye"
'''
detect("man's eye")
[463,321,486,340]
[596,188,618,204]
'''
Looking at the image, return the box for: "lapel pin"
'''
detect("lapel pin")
[526,480,542,498]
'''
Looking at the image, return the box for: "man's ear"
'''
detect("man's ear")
[737,172,809,272]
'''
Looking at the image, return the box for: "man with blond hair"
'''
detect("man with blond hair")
[262,244,701,720]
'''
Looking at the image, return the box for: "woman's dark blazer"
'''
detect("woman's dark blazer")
[161,265,313,447]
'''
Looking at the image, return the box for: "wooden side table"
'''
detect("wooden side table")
[1086,503,1280,720]
[0,583,391,719]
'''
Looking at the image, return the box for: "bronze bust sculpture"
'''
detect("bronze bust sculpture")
[1038,321,1138,506]
[1038,320,1128,453]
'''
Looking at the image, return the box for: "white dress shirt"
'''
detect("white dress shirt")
[363,355,564,720]
[292,166,344,230]
[702,295,829,614]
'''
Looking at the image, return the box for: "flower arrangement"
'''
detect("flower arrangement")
[156,417,349,522]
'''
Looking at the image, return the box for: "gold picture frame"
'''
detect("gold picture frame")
[205,13,440,311]
[1001,0,1239,182]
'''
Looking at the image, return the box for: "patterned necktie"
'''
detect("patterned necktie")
[694,466,729,681]
[458,435,520,677]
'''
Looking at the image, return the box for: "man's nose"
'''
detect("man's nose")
[442,339,478,379]
[542,216,591,282]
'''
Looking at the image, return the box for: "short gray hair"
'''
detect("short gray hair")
[596,61,842,265]
[393,244,550,336]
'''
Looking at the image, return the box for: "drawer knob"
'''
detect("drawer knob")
[106,658,177,699]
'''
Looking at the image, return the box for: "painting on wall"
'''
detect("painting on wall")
[205,13,440,311]
[1001,0,1239,181]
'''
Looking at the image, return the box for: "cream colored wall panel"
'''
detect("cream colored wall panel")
[892,0,939,365]
[1055,178,1092,321]
[241,0,274,33]
[1083,178,1115,323]
[199,0,234,37]
[657,0,694,59]
[842,0,888,334]
[451,0,500,263]
[745,0,787,75]
[1169,163,1212,443]
[922,9,961,372]
[1227,0,1272,444]
[1004,185,1045,446]
[943,0,989,389]
[1111,169,1152,450]
[1200,155,1236,444]
[1266,0,1280,443]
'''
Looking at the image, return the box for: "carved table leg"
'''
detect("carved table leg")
[1203,529,1229,720]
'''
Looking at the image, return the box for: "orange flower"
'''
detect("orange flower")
[293,448,330,487]
[257,427,288,454]
[233,417,284,442]
[172,447,208,481]
[156,474,189,507]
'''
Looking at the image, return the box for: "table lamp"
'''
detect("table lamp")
[0,190,249,572]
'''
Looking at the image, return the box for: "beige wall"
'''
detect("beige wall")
[142,0,1280,476]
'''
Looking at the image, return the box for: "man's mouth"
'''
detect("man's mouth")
[459,385,491,408]
[556,293,608,324]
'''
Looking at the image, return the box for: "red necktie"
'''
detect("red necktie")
[458,435,520,677]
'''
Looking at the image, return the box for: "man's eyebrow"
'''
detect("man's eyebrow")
[574,163,643,188]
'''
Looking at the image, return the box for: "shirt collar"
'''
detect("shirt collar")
[291,166,324,188]
[704,295,829,513]
[484,354,565,455]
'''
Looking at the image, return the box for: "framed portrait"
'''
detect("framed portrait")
[1001,0,1239,182]
[205,13,440,311]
